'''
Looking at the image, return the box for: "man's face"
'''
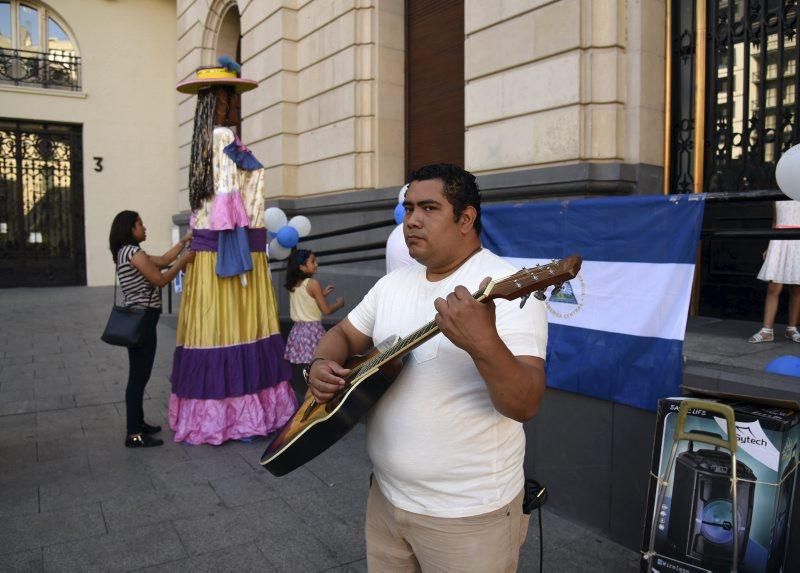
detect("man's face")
[403,178,469,267]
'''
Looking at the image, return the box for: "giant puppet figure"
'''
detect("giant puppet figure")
[170,58,296,444]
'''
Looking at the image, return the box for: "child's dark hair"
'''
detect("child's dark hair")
[285,248,313,291]
[109,210,139,263]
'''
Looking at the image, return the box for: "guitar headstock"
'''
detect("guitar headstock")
[481,255,583,303]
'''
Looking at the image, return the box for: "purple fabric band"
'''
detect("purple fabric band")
[170,333,292,399]
[191,228,267,252]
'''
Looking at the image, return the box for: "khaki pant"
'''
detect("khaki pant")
[365,479,530,572]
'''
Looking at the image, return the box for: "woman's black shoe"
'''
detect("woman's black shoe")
[125,433,164,448]
[141,422,162,435]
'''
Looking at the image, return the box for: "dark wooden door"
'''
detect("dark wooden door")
[406,0,464,174]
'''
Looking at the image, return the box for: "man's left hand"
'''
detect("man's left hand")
[433,277,498,353]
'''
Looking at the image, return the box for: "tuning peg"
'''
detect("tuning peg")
[551,284,562,296]
[519,294,530,308]
[533,290,546,301]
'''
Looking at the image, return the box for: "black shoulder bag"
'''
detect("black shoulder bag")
[100,266,155,348]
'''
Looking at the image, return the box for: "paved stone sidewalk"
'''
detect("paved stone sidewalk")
[0,287,639,572]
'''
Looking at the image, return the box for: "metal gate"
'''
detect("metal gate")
[667,0,800,319]
[0,119,85,287]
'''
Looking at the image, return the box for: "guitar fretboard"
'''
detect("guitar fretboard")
[346,289,483,381]
[345,259,568,381]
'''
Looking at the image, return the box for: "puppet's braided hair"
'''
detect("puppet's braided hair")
[188,89,217,211]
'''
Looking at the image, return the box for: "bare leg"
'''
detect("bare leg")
[750,282,783,342]
[785,286,800,342]
[789,285,800,327]
[763,282,784,329]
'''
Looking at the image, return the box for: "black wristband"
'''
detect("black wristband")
[303,357,327,384]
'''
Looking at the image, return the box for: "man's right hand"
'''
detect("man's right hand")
[307,359,351,403]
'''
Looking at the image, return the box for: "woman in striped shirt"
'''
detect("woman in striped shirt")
[109,210,195,448]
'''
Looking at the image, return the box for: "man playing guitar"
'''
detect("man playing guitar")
[306,163,548,572]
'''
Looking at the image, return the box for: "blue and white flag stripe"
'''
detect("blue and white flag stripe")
[503,259,695,340]
[482,194,706,411]
[545,324,684,407]
[483,194,705,264]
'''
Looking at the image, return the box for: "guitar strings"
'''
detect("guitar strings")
[347,260,572,380]
[346,284,489,380]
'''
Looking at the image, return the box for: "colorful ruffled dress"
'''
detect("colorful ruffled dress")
[169,126,297,445]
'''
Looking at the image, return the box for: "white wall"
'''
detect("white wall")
[0,0,178,286]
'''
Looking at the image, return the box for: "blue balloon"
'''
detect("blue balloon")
[765,355,800,377]
[276,225,299,248]
[268,231,277,240]
[394,203,405,225]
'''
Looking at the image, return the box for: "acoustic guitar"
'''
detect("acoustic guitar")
[261,254,583,476]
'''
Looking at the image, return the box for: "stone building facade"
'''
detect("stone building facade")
[171,3,670,549]
[173,0,668,322]
[175,0,665,204]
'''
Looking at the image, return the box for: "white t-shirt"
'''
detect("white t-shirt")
[348,248,548,518]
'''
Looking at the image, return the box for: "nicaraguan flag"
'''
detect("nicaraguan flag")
[481,194,706,411]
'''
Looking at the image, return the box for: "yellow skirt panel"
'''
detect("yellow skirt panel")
[177,252,282,348]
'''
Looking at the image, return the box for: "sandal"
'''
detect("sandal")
[748,328,774,343]
[786,327,800,343]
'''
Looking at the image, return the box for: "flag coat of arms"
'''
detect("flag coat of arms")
[481,194,706,411]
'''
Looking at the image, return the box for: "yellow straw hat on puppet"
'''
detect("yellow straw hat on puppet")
[176,56,257,94]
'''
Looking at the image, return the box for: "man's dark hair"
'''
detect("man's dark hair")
[408,163,481,234]
[108,210,139,263]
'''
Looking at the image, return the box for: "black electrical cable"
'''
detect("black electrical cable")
[537,494,545,572]
[523,479,548,572]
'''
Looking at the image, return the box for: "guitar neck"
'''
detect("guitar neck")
[349,290,487,378]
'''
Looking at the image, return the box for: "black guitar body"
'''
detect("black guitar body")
[261,368,396,476]
[259,255,582,477]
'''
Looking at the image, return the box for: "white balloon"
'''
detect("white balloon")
[264,207,287,232]
[777,144,800,201]
[268,237,291,260]
[386,224,414,273]
[288,215,312,237]
[398,183,409,205]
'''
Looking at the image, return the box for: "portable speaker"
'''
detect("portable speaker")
[667,441,756,570]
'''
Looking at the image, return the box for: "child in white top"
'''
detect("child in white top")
[749,200,800,343]
[283,249,345,365]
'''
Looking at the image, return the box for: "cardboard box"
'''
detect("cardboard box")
[641,395,799,573]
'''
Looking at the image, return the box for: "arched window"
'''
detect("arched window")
[216,4,240,63]
[0,1,80,90]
